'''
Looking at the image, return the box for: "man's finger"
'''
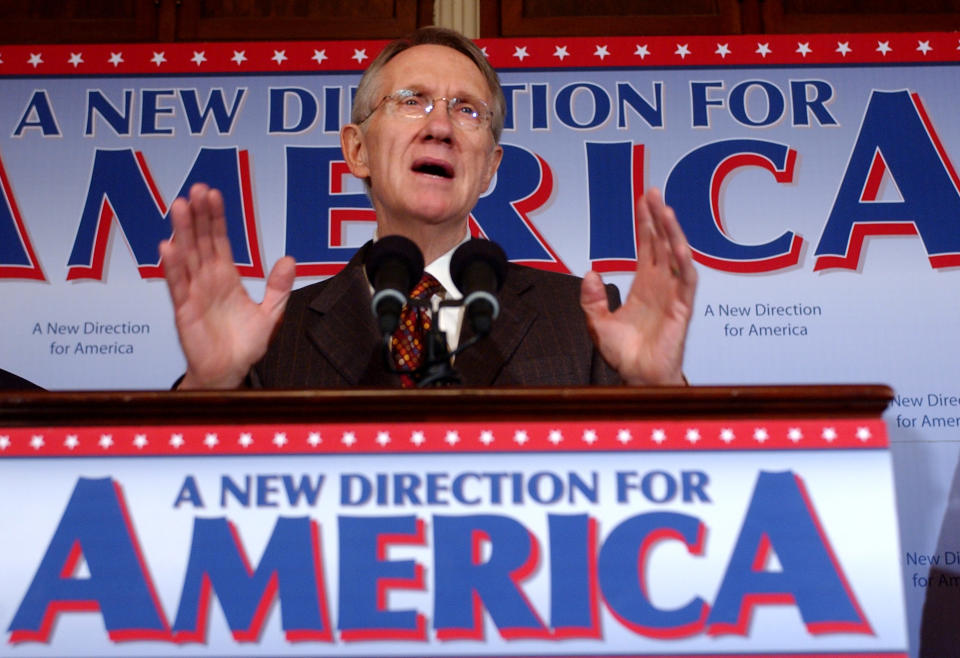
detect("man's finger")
[579,270,612,323]
[262,256,297,321]
[652,193,697,288]
[635,191,659,266]
[169,196,200,277]
[159,239,190,307]
[208,187,233,261]
[645,190,673,269]
[190,183,217,262]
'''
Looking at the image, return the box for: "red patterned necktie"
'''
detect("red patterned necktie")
[392,273,445,388]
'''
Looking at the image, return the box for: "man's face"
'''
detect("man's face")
[344,44,503,231]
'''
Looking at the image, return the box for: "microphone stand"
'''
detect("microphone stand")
[381,299,486,388]
[417,320,461,388]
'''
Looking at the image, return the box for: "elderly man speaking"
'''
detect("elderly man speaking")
[159,27,697,390]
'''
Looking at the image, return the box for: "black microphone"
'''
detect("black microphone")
[450,239,507,336]
[364,236,424,336]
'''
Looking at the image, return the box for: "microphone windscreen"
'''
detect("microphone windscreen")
[451,239,507,336]
[450,239,507,294]
[364,236,425,336]
[364,235,425,295]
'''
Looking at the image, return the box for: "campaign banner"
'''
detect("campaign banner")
[0,32,958,654]
[0,415,906,656]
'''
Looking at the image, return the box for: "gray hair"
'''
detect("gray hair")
[351,26,505,143]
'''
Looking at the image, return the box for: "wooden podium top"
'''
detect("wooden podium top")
[0,384,893,427]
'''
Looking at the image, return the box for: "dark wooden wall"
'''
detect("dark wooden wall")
[487,0,960,37]
[1,0,959,44]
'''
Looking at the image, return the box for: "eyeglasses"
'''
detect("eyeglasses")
[360,89,493,130]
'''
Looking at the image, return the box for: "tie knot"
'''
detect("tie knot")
[410,272,444,301]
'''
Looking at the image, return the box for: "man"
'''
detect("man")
[160,27,697,389]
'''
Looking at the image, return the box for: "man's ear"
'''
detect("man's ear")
[482,144,504,191]
[340,124,370,180]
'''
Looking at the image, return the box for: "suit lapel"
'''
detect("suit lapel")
[303,245,398,387]
[454,265,537,387]
[296,247,541,388]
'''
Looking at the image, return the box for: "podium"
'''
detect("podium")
[0,385,909,656]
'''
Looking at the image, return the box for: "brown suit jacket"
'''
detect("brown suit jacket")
[249,243,622,388]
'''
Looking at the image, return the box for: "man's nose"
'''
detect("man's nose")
[422,99,454,140]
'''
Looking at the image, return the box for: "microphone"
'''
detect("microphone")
[450,239,507,336]
[364,235,424,336]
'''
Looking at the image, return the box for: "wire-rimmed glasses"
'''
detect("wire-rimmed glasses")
[360,89,493,130]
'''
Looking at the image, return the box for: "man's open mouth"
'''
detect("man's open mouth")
[412,159,454,178]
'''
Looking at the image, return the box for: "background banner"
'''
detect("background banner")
[1,33,958,654]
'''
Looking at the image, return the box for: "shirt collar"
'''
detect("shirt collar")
[424,235,468,300]
[370,232,468,300]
